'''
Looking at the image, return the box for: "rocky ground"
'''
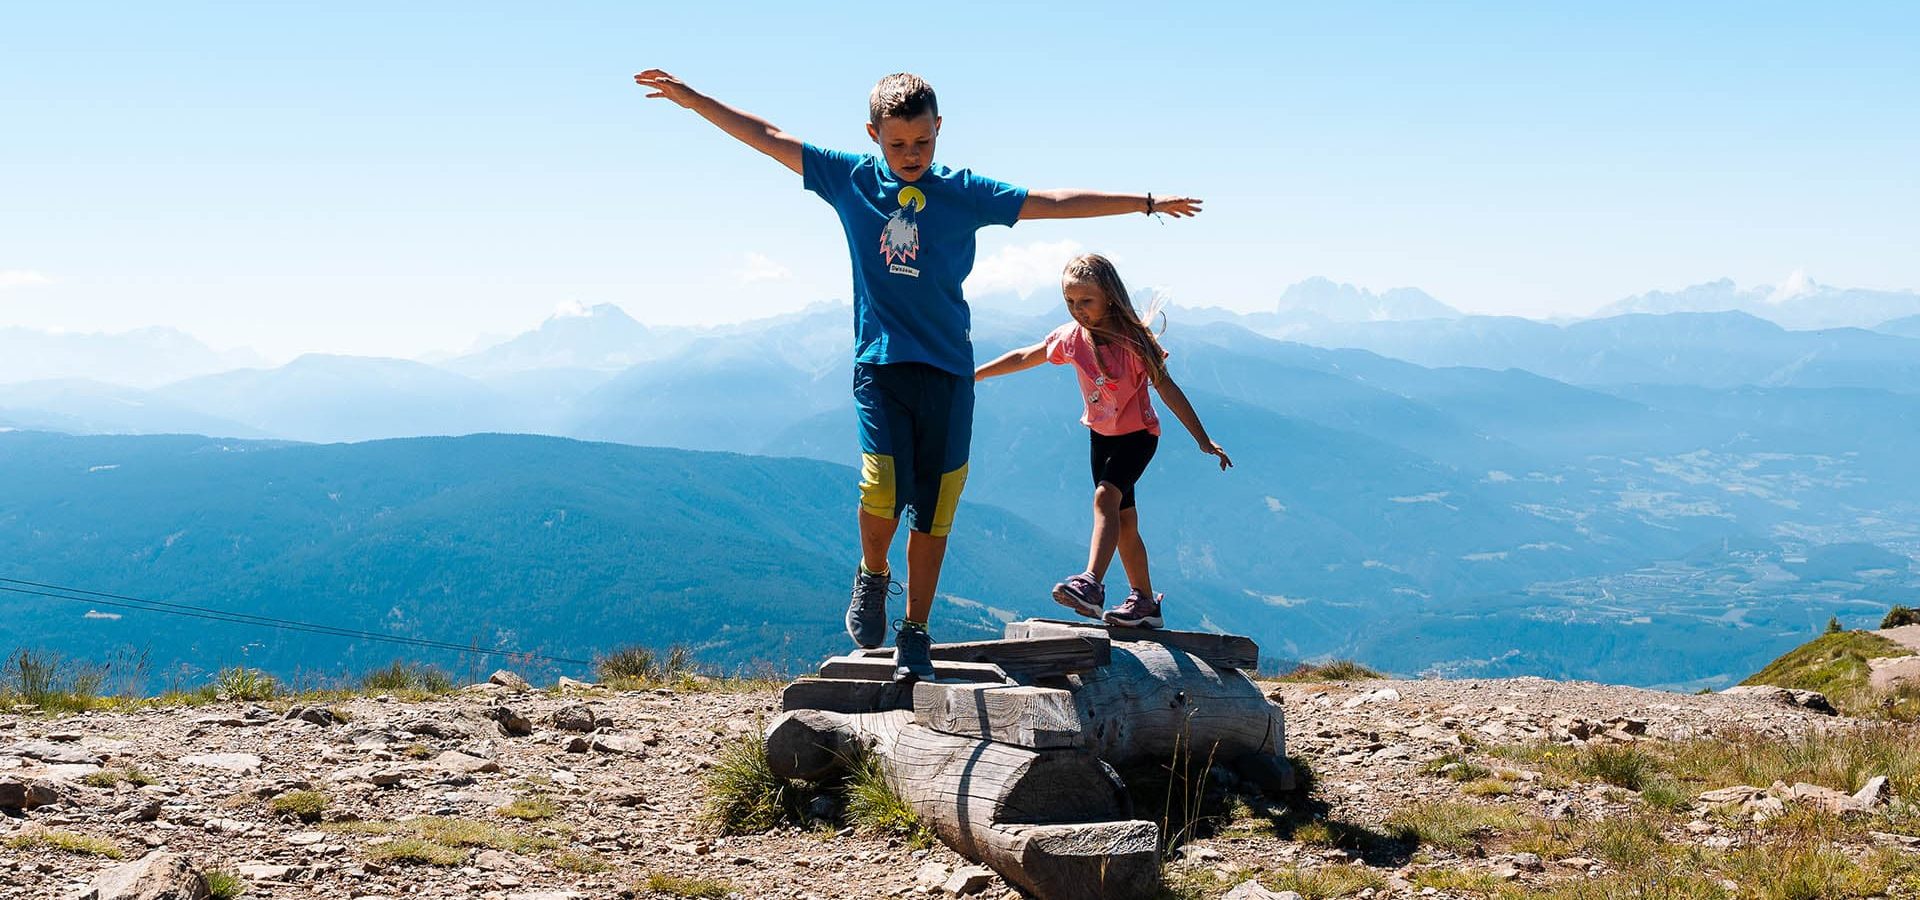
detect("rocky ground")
[3,674,1915,899]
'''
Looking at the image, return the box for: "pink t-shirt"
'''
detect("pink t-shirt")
[1043,323,1165,437]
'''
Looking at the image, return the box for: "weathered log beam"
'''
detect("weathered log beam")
[854,634,1111,679]
[817,656,1009,684]
[913,682,1081,749]
[781,677,914,714]
[1006,618,1259,671]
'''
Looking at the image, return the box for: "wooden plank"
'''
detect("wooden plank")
[853,635,1110,678]
[818,656,1010,685]
[913,683,1081,749]
[781,677,914,714]
[1007,618,1259,671]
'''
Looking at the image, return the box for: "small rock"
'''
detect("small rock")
[180,753,262,774]
[234,863,295,881]
[555,676,599,692]
[487,670,532,692]
[549,704,599,733]
[1510,852,1543,871]
[484,705,533,737]
[942,866,994,895]
[433,750,501,775]
[915,862,951,887]
[0,777,59,810]
[1854,776,1890,810]
[473,849,514,870]
[1221,882,1296,900]
[588,733,648,755]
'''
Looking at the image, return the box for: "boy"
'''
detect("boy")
[634,69,1201,681]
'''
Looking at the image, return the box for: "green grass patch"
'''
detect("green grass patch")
[552,850,611,873]
[1384,802,1521,852]
[269,790,329,821]
[637,872,735,899]
[1272,660,1383,682]
[1262,863,1388,898]
[81,767,156,788]
[210,666,279,701]
[6,829,124,858]
[1741,630,1915,718]
[496,796,559,821]
[844,749,935,849]
[325,816,557,855]
[358,661,455,696]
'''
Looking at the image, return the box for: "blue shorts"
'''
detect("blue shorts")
[853,361,972,538]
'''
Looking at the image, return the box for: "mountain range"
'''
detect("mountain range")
[5,278,1920,688]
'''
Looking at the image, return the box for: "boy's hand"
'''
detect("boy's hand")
[1151,195,1204,218]
[1201,441,1233,470]
[634,69,699,108]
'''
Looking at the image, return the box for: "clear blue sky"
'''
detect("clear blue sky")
[3,2,1916,359]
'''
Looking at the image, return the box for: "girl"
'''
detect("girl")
[975,253,1231,628]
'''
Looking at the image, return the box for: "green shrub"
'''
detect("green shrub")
[359,661,454,695]
[1885,606,1920,629]
[637,873,733,899]
[210,666,278,701]
[699,733,805,834]
[1273,660,1383,682]
[204,869,247,900]
[1581,744,1656,791]
[5,649,107,714]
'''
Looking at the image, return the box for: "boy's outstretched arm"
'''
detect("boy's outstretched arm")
[975,343,1047,381]
[634,69,804,176]
[1152,373,1233,470]
[1019,190,1202,221]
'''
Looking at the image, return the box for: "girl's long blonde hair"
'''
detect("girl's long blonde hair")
[1064,253,1170,383]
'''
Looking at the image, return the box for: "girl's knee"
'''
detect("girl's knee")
[1093,482,1124,511]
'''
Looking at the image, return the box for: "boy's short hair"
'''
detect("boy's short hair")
[869,73,938,124]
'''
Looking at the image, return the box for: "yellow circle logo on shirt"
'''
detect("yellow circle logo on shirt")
[898,186,927,213]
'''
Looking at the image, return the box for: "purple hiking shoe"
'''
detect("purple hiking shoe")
[1051,572,1106,620]
[1103,589,1164,629]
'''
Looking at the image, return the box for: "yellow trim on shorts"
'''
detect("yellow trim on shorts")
[859,453,897,519]
[929,462,969,538]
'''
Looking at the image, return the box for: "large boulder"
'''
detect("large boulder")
[67,851,210,900]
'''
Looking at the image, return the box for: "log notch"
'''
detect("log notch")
[764,708,1159,900]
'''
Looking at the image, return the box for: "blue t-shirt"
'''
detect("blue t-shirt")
[803,143,1027,377]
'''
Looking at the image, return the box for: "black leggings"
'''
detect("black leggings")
[1089,429,1159,510]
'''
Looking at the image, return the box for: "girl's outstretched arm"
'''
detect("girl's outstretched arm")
[975,343,1048,381]
[1153,374,1233,470]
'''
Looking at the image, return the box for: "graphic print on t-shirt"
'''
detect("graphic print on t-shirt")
[879,186,924,277]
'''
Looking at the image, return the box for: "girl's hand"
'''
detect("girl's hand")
[1150,195,1204,218]
[634,69,699,108]
[1201,441,1232,470]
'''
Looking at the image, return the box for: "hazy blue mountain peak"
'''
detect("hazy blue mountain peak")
[1598,276,1920,331]
[1276,277,1460,322]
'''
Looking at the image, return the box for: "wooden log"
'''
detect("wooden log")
[1070,639,1284,770]
[913,683,1081,749]
[1006,618,1259,671]
[762,708,1162,899]
[780,677,913,714]
[817,655,1009,684]
[978,821,1160,900]
[852,634,1111,679]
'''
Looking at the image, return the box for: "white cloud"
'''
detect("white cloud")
[740,252,792,284]
[553,300,592,318]
[0,269,52,289]
[965,239,1084,297]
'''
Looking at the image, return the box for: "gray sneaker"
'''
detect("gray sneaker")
[1103,590,1164,629]
[893,623,936,682]
[846,568,897,649]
